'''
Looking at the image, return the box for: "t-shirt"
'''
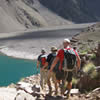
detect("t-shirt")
[57,48,79,70]
[47,53,56,70]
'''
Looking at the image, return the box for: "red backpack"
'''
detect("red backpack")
[40,55,47,66]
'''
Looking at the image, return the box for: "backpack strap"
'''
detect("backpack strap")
[65,48,78,57]
[64,48,71,50]
[73,49,79,57]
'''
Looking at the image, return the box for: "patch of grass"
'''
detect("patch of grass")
[90,53,96,60]
[80,51,87,55]
[83,63,95,73]
[90,71,98,79]
[79,46,91,54]
[72,77,79,85]
[83,63,98,79]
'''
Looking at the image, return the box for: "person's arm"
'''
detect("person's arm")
[73,49,81,70]
[49,57,59,72]
[42,62,48,70]
[76,55,81,70]
[37,60,40,69]
[37,55,41,69]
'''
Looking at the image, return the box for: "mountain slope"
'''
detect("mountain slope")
[0,0,100,33]
[39,0,100,23]
[0,0,48,33]
[23,0,72,26]
[0,0,71,33]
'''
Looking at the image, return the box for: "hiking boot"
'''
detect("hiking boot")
[61,87,66,96]
[65,90,70,99]
[40,81,44,90]
[41,85,44,90]
[48,91,52,96]
[48,87,52,96]
[66,93,70,99]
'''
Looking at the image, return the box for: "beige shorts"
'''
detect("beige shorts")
[48,71,56,83]
[40,69,48,85]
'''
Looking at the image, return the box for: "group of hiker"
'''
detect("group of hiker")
[37,38,81,98]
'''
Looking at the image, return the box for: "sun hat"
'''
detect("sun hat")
[51,46,57,51]
[41,48,46,53]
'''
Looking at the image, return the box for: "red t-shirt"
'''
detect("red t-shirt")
[57,48,79,70]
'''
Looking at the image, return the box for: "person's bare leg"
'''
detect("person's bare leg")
[47,79,52,95]
[66,82,72,98]
[61,80,66,95]
[47,73,52,95]
[40,69,44,89]
[54,80,58,95]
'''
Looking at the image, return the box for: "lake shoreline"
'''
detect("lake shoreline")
[0,24,90,61]
[0,47,38,60]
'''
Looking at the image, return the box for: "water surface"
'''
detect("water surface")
[0,54,39,86]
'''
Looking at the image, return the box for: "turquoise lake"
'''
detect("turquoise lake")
[0,54,39,86]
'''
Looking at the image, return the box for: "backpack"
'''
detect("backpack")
[48,53,59,72]
[40,55,46,67]
[63,48,77,71]
[48,53,56,70]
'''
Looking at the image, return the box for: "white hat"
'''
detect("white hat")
[63,38,70,43]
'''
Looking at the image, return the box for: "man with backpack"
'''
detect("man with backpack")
[42,46,59,95]
[37,48,47,90]
[49,38,81,98]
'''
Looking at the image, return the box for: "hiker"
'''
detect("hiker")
[49,38,81,98]
[37,48,47,90]
[42,46,59,95]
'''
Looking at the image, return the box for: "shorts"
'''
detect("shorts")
[56,70,73,82]
[55,70,64,80]
[64,71,73,82]
[48,71,56,84]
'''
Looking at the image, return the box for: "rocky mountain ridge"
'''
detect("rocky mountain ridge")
[39,0,100,23]
[0,0,71,33]
[1,0,100,33]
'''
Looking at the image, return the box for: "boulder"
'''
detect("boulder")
[96,43,100,65]
[78,75,100,92]
[14,92,36,100]
[0,87,17,100]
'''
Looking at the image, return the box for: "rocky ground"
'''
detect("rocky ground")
[0,74,100,100]
[71,22,100,53]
